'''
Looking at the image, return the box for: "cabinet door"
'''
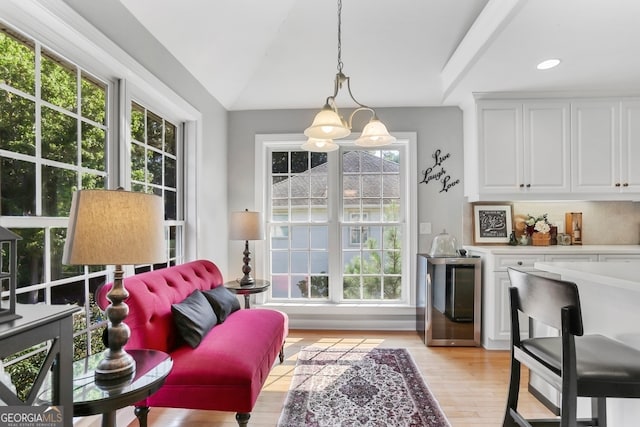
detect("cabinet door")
[524,102,571,192]
[494,272,528,344]
[620,100,640,192]
[571,100,619,193]
[478,102,523,193]
[598,254,640,262]
[544,254,598,262]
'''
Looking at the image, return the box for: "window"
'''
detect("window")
[263,137,413,304]
[130,101,184,270]
[0,19,188,402]
[0,23,109,397]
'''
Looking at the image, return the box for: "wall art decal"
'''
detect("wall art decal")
[419,149,460,193]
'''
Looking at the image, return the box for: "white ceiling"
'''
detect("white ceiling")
[118,0,640,111]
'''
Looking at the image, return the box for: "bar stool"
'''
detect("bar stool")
[504,268,640,427]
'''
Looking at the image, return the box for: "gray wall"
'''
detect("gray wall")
[228,106,465,276]
[63,0,230,271]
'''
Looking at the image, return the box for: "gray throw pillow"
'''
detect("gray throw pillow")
[171,290,218,348]
[202,286,241,323]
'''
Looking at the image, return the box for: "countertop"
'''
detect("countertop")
[464,244,640,255]
[534,261,640,292]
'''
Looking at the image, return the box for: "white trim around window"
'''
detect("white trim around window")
[254,132,418,330]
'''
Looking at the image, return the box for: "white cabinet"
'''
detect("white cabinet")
[570,99,640,194]
[571,100,619,193]
[620,100,640,192]
[469,96,640,201]
[469,249,618,350]
[477,100,570,195]
[477,253,544,349]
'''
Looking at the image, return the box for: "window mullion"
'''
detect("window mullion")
[328,148,342,303]
[34,41,42,216]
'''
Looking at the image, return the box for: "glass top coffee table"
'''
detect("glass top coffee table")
[40,349,172,427]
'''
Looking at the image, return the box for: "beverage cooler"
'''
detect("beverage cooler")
[416,254,481,346]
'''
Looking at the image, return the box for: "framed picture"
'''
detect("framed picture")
[472,204,513,244]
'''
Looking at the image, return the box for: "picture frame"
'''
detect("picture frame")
[472,203,513,244]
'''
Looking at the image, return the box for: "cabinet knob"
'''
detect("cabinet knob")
[526,184,531,188]
[517,261,523,266]
[615,183,621,187]
[623,183,629,187]
[519,184,524,188]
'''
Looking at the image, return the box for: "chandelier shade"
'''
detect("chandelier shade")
[302,0,394,152]
[355,119,396,147]
[304,107,350,139]
[301,138,340,152]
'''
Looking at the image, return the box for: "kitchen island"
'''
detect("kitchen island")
[534,261,640,427]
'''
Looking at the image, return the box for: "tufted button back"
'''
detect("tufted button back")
[95,260,224,353]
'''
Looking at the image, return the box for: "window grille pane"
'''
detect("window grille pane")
[131,102,145,142]
[42,165,75,216]
[41,49,77,112]
[41,106,77,164]
[81,173,104,190]
[0,26,35,95]
[81,73,106,124]
[13,228,44,289]
[165,122,176,155]
[1,158,35,216]
[50,228,82,280]
[81,122,105,171]
[165,157,176,188]
[164,189,177,220]
[146,111,163,149]
[271,151,288,174]
[0,90,35,155]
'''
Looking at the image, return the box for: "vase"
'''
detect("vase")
[526,225,535,236]
[531,232,551,246]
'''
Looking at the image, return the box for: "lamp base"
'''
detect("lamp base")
[95,349,136,382]
[239,275,255,287]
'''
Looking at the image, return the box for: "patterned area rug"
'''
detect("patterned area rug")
[278,347,450,427]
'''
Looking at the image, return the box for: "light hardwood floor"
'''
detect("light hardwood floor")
[130,330,553,426]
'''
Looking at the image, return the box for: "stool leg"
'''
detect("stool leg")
[503,358,521,426]
[591,397,606,427]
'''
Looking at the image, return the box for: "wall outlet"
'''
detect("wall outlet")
[420,222,432,234]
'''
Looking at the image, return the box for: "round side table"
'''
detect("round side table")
[223,279,270,309]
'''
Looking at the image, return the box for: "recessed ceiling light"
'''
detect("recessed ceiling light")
[537,59,561,70]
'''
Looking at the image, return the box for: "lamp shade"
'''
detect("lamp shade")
[63,189,166,265]
[301,138,339,152]
[304,107,351,139]
[229,210,264,241]
[355,119,397,147]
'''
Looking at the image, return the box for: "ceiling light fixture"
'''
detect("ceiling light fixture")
[303,0,395,152]
[537,58,561,70]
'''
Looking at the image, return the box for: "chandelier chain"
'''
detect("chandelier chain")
[336,0,343,73]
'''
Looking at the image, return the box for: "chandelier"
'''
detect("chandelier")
[302,0,396,152]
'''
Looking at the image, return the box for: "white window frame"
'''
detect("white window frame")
[254,133,418,309]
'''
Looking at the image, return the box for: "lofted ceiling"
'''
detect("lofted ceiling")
[118,0,640,111]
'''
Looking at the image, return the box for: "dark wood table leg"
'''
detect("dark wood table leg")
[244,294,250,309]
[101,411,116,427]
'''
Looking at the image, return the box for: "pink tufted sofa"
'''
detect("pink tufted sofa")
[96,259,288,427]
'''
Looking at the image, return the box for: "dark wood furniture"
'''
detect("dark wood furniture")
[224,279,271,309]
[505,268,640,426]
[0,303,80,427]
[39,349,172,427]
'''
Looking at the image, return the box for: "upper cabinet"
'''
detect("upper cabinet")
[477,100,570,195]
[466,96,640,201]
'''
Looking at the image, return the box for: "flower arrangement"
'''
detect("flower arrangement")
[524,213,551,235]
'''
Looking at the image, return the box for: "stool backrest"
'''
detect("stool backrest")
[507,268,583,336]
